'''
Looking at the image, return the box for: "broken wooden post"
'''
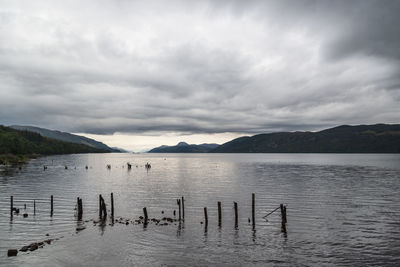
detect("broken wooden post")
[234,202,238,229]
[283,205,287,224]
[181,196,185,220]
[177,199,181,221]
[204,207,208,226]
[143,207,148,225]
[252,193,255,229]
[50,195,53,217]
[101,195,107,218]
[111,192,114,221]
[218,201,222,227]
[99,194,105,218]
[280,204,287,233]
[10,196,13,217]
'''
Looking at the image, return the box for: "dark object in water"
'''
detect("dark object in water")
[127,163,132,170]
[65,166,68,169]
[76,225,86,231]
[23,213,28,218]
[145,162,151,169]
[7,249,18,257]
[106,164,111,169]
[85,165,88,169]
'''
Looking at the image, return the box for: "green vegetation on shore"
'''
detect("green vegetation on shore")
[0,125,109,165]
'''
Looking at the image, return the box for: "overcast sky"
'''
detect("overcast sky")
[1,0,399,151]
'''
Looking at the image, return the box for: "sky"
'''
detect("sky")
[1,0,399,151]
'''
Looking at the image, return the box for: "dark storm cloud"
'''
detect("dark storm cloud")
[0,0,399,136]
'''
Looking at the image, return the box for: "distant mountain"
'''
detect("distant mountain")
[149,142,219,153]
[10,125,119,152]
[211,124,400,153]
[0,125,108,162]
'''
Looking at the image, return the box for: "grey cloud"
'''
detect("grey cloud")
[0,0,399,137]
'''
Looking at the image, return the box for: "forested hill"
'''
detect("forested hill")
[10,125,119,152]
[0,125,109,156]
[211,124,400,153]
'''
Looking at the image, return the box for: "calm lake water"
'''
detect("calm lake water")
[1,153,400,266]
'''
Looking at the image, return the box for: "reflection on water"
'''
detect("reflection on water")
[1,153,400,266]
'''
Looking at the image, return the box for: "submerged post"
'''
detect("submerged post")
[50,195,53,217]
[283,205,287,224]
[102,196,107,218]
[10,196,13,217]
[111,192,114,221]
[280,204,287,233]
[252,193,255,229]
[204,207,208,226]
[218,201,222,227]
[99,194,103,218]
[143,207,148,225]
[181,196,185,220]
[177,199,181,221]
[34,200,36,215]
[234,202,238,229]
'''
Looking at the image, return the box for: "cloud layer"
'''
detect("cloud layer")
[1,0,399,138]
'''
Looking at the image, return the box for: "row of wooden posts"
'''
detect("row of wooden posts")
[10,193,288,231]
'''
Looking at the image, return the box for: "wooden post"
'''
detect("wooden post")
[204,207,208,226]
[99,195,102,218]
[218,201,222,227]
[252,193,255,229]
[111,192,114,221]
[10,196,13,216]
[181,196,185,220]
[34,200,36,215]
[177,199,181,221]
[283,205,287,224]
[280,204,286,233]
[102,196,107,217]
[143,207,148,225]
[234,202,238,229]
[50,195,53,217]
[79,198,83,219]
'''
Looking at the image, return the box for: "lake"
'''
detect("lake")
[1,153,400,266]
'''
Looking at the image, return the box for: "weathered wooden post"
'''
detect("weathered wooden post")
[218,201,222,227]
[111,192,114,221]
[204,207,208,226]
[50,195,53,217]
[283,205,287,224]
[101,196,107,217]
[252,193,255,229]
[143,207,148,225]
[280,204,287,233]
[34,200,36,215]
[99,194,103,218]
[177,199,181,221]
[181,196,185,220]
[10,196,13,217]
[234,202,238,229]
[79,198,83,219]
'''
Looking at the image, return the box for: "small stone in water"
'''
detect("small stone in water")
[8,249,18,257]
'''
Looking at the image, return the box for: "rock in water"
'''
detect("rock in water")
[76,225,86,231]
[8,249,18,257]
[23,213,28,218]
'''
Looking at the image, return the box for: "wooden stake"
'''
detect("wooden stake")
[50,195,53,217]
[252,193,255,229]
[181,196,185,220]
[10,196,13,216]
[204,207,208,226]
[99,195,102,218]
[143,207,148,225]
[111,192,114,221]
[102,196,107,217]
[218,201,222,227]
[234,202,238,229]
[177,199,181,221]
[34,200,36,215]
